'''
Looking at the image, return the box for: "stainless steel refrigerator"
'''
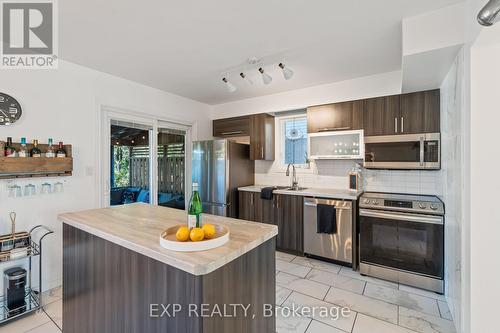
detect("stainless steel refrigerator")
[192,140,254,218]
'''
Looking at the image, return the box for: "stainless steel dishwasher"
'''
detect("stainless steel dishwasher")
[303,197,353,265]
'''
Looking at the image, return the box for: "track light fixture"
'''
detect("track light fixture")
[258,68,272,85]
[278,63,294,80]
[222,77,237,92]
[240,72,253,85]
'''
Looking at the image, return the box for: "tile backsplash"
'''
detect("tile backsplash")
[254,159,442,196]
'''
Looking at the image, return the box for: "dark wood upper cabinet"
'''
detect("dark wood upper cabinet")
[307,102,352,133]
[400,89,440,134]
[352,100,364,130]
[363,95,401,136]
[307,100,364,133]
[213,116,250,137]
[213,113,274,161]
[363,90,440,136]
[249,113,275,161]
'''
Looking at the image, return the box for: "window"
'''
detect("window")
[280,116,309,167]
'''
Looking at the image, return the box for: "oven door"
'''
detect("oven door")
[364,133,440,169]
[359,209,444,278]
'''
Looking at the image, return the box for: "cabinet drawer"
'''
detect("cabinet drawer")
[213,116,250,137]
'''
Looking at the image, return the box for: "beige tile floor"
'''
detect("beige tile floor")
[275,252,456,333]
[1,252,456,333]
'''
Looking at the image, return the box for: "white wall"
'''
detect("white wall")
[0,60,212,292]
[402,3,466,56]
[469,24,500,333]
[439,48,465,332]
[211,71,402,119]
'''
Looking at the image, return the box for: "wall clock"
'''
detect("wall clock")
[0,92,22,125]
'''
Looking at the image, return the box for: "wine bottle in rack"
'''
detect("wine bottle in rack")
[18,138,28,158]
[56,142,66,158]
[5,137,16,157]
[30,140,41,157]
[46,138,55,158]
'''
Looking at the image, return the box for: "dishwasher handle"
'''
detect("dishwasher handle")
[304,202,351,210]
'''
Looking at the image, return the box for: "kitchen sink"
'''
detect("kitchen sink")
[268,186,307,191]
[285,187,308,191]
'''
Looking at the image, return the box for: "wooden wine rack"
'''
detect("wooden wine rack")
[0,142,73,179]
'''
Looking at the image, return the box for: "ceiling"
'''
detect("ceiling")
[59,0,463,105]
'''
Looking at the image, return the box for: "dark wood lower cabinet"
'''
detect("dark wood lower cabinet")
[275,194,303,255]
[239,191,256,221]
[238,191,303,255]
[63,224,276,333]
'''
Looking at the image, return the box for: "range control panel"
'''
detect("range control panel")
[359,192,444,215]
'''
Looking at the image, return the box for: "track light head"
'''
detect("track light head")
[258,68,272,85]
[240,72,253,85]
[279,63,294,80]
[222,77,237,92]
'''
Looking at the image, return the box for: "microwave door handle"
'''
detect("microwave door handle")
[419,136,424,166]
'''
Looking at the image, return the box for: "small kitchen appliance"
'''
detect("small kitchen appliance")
[4,267,27,316]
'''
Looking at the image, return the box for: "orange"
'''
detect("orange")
[176,226,190,242]
[202,224,216,239]
[190,227,205,242]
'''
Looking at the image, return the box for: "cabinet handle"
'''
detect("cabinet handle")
[394,118,398,133]
[419,136,424,166]
[276,196,279,209]
[221,130,243,136]
[250,193,254,205]
[261,147,264,159]
[401,117,404,133]
[318,127,351,132]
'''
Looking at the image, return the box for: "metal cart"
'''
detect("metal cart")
[0,225,54,325]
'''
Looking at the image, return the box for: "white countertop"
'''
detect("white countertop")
[58,204,278,276]
[238,185,363,200]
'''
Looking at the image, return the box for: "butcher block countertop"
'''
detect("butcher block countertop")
[58,204,278,276]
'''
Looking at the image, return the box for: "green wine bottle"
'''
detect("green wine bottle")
[188,182,203,229]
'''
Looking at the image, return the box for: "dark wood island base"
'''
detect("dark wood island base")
[63,224,276,333]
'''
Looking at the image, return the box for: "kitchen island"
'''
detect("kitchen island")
[58,204,278,333]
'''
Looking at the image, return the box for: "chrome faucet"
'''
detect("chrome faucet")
[286,163,298,189]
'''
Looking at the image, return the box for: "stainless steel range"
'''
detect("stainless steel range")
[359,192,445,293]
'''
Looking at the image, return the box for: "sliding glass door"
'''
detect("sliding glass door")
[109,120,153,206]
[100,107,192,209]
[157,128,186,210]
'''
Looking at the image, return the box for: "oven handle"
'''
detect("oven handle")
[359,209,443,225]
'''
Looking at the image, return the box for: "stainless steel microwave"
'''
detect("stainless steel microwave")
[364,133,440,170]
